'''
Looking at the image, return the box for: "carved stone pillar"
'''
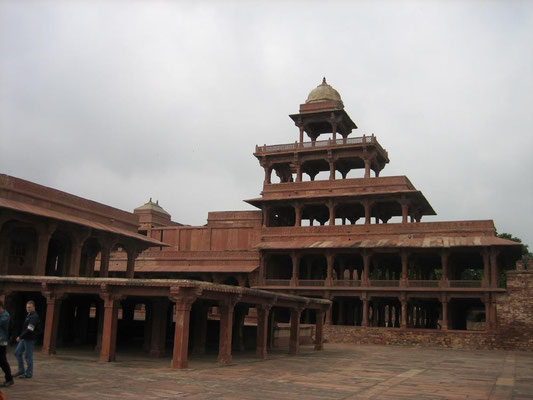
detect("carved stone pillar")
[364,158,371,179]
[264,165,272,185]
[256,304,271,359]
[298,125,304,145]
[362,251,371,286]
[170,288,201,369]
[329,159,335,180]
[400,295,407,328]
[34,223,56,275]
[99,292,121,362]
[490,249,500,288]
[400,250,408,286]
[440,250,449,286]
[218,295,240,364]
[262,206,270,227]
[41,291,64,355]
[328,200,335,226]
[68,230,90,277]
[125,246,140,279]
[361,295,369,327]
[325,253,334,286]
[363,200,372,225]
[294,203,302,227]
[290,252,299,287]
[401,202,409,224]
[98,238,116,278]
[441,295,448,330]
[258,253,267,286]
[289,307,303,355]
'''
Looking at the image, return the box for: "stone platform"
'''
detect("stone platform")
[1,343,531,399]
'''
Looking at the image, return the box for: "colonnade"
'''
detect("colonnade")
[329,294,497,331]
[261,248,501,289]
[263,197,421,227]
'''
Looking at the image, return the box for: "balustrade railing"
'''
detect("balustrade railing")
[332,280,361,287]
[408,280,441,288]
[263,278,485,289]
[369,280,400,287]
[449,280,483,288]
[298,279,325,286]
[256,136,375,154]
[264,279,291,286]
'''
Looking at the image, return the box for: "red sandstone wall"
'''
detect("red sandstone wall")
[494,270,533,350]
[324,326,499,350]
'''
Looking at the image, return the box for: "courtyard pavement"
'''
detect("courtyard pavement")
[0,343,531,399]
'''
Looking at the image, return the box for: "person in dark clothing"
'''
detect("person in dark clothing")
[13,301,39,379]
[0,301,13,387]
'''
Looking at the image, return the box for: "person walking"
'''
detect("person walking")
[13,300,39,379]
[0,302,13,388]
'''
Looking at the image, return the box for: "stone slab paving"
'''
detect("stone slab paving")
[0,344,532,399]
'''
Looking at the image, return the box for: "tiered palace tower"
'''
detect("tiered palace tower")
[246,78,519,330]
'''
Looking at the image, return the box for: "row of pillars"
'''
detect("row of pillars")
[263,157,378,185]
[260,248,501,288]
[330,295,497,330]
[263,199,419,227]
[36,289,325,369]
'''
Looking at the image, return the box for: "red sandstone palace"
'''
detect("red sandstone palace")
[1,80,531,367]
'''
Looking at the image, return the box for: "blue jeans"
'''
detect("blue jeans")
[14,339,34,377]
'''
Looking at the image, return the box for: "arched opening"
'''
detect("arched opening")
[271,163,293,183]
[369,253,401,282]
[334,202,365,225]
[301,204,329,226]
[333,253,363,283]
[268,205,295,227]
[4,223,37,275]
[448,298,485,330]
[334,157,365,179]
[301,159,329,181]
[372,200,402,224]
[298,254,327,282]
[46,230,72,276]
[449,251,484,282]
[80,237,100,277]
[408,252,442,281]
[332,296,363,326]
[265,254,292,281]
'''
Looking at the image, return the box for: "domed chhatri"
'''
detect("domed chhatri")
[305,77,344,106]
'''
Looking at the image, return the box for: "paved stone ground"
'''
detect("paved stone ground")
[1,344,531,399]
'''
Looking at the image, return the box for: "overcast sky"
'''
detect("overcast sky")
[1,1,532,248]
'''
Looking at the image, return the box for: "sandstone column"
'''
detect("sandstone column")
[170,288,201,369]
[256,304,271,359]
[41,291,63,355]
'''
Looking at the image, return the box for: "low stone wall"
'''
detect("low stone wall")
[324,326,499,350]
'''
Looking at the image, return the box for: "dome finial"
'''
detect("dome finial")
[322,77,327,85]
